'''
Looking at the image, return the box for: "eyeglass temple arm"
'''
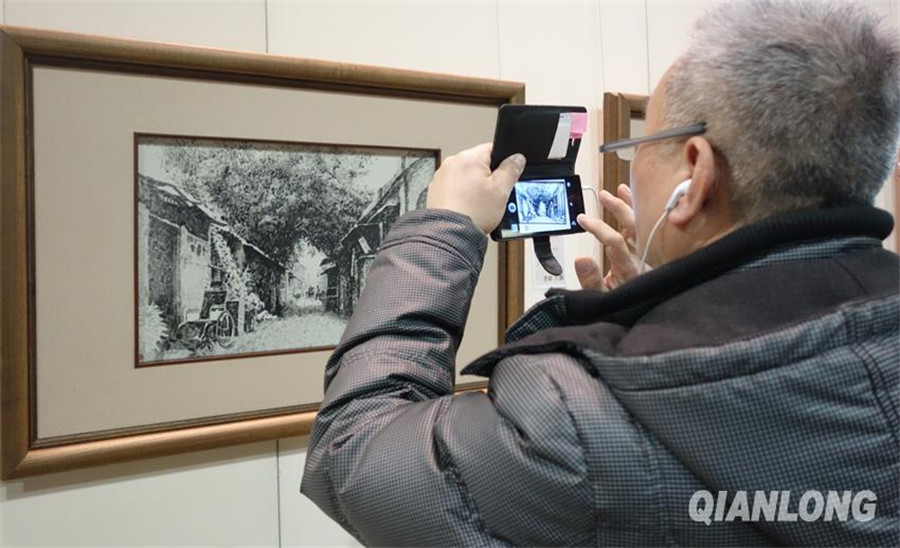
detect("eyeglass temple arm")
[598,123,707,153]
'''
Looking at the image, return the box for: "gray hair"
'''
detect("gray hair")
[664,0,900,222]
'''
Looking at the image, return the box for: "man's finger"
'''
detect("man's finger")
[577,214,636,272]
[617,184,633,207]
[491,154,526,195]
[574,256,605,291]
[469,142,493,164]
[599,190,635,232]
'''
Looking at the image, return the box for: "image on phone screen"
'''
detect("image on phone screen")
[492,176,585,240]
[514,179,571,233]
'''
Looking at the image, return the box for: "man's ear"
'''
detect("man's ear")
[668,136,717,227]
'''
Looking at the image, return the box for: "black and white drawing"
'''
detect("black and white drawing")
[514,180,569,231]
[136,135,436,365]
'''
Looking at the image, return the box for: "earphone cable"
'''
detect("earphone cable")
[640,209,668,274]
[582,187,601,214]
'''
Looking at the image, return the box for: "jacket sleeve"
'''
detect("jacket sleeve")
[299,209,593,547]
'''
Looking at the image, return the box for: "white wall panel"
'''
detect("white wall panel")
[498,1,604,306]
[598,0,649,95]
[649,0,899,89]
[1,442,279,546]
[497,1,601,103]
[646,0,725,89]
[867,0,900,252]
[865,0,900,26]
[267,0,499,78]
[279,437,361,547]
[4,0,267,52]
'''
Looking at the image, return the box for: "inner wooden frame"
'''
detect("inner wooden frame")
[600,92,647,267]
[601,92,647,228]
[0,25,526,479]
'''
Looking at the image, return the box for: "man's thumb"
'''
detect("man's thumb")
[574,256,605,291]
[492,153,526,192]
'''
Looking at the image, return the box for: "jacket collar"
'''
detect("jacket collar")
[546,205,893,327]
[462,205,893,377]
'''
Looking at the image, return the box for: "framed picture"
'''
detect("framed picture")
[135,134,440,367]
[0,25,525,479]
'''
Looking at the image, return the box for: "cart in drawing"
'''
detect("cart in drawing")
[173,288,238,351]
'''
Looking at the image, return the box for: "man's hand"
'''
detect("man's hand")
[574,184,643,291]
[426,143,526,234]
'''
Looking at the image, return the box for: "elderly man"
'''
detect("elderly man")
[301,1,899,546]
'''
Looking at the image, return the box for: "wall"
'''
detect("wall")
[1,1,897,546]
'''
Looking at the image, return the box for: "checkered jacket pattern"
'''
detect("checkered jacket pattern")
[301,208,899,547]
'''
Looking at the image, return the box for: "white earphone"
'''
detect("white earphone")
[581,178,691,274]
[639,178,691,273]
[664,179,692,212]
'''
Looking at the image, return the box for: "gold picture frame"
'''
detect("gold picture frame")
[0,26,525,479]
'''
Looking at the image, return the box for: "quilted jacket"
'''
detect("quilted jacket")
[301,205,899,547]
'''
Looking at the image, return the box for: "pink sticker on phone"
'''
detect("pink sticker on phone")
[570,112,588,138]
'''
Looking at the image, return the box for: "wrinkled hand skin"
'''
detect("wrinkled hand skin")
[575,184,643,291]
[426,143,526,234]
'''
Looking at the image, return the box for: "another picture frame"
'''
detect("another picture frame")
[600,92,647,231]
[600,92,647,268]
[0,26,525,479]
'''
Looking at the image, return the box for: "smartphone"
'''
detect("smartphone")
[487,104,587,241]
[490,175,586,241]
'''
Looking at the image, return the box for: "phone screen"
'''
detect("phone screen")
[491,176,586,240]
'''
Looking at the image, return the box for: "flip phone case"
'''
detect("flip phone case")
[489,104,587,180]
[488,105,587,275]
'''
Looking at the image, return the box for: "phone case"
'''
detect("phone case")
[489,104,587,181]
[489,104,588,245]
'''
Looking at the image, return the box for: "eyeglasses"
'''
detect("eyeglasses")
[599,122,707,162]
